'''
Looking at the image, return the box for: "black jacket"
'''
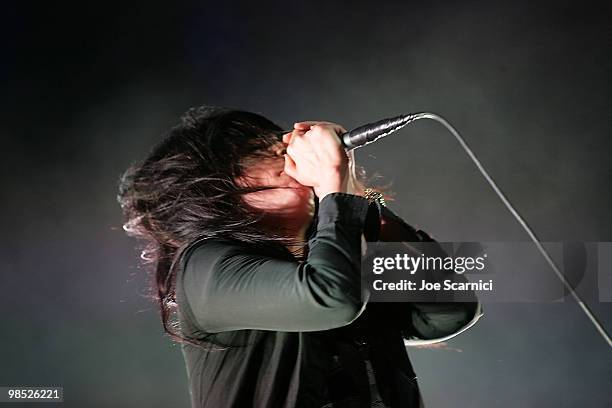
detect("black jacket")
[175,193,483,407]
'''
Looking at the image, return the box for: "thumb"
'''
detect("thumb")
[283,154,298,179]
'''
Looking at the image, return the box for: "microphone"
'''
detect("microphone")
[340,113,420,150]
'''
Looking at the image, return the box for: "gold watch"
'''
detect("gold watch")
[363,188,386,207]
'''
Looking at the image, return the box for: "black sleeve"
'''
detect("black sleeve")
[367,204,484,342]
[178,193,376,333]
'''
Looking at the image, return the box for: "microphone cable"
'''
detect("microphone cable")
[383,112,612,348]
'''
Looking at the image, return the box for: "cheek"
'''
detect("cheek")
[238,158,314,214]
[242,187,315,216]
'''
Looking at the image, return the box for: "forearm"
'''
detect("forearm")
[181,193,375,333]
[370,202,483,341]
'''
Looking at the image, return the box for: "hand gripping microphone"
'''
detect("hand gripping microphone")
[317,110,612,348]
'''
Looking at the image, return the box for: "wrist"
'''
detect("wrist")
[314,173,349,198]
[314,183,348,199]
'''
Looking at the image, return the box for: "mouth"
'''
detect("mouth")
[283,182,311,194]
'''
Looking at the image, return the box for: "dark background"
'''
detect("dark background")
[2,1,611,406]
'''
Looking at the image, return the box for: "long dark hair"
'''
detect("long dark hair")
[117,106,303,348]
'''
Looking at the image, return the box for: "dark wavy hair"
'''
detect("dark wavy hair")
[117,106,308,348]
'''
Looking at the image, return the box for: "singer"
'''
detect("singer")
[117,106,482,408]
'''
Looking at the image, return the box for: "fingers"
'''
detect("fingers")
[294,120,337,128]
[287,125,345,165]
[294,121,347,134]
[293,122,312,131]
[283,128,308,145]
[304,124,344,153]
[282,131,292,144]
[285,131,307,154]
